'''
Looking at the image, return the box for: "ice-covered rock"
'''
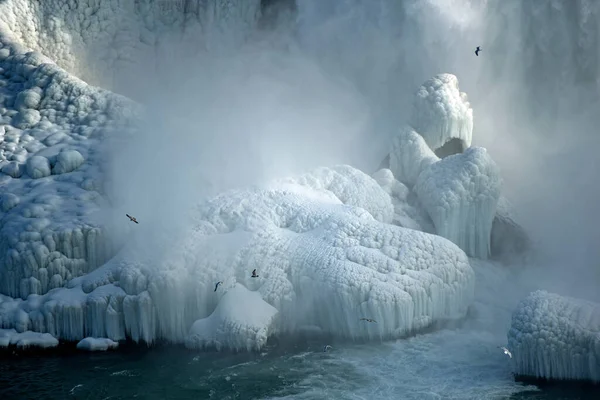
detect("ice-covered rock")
[76,337,119,351]
[25,155,51,178]
[508,290,600,383]
[186,284,278,351]
[51,149,84,175]
[415,147,502,259]
[408,73,473,156]
[0,328,58,349]
[389,127,439,188]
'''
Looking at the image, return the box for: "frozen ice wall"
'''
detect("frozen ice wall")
[0,0,263,98]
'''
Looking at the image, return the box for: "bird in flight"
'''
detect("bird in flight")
[251,269,259,278]
[360,318,377,323]
[475,46,482,56]
[214,281,223,292]
[126,214,138,224]
[499,346,512,358]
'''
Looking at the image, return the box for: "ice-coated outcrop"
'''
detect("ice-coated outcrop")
[414,147,502,259]
[508,291,600,383]
[76,337,119,351]
[186,284,279,352]
[0,0,263,95]
[0,33,140,300]
[0,165,475,349]
[389,127,439,188]
[0,328,59,349]
[408,73,473,156]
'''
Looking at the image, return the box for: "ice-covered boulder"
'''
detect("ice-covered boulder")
[415,147,502,259]
[507,291,600,383]
[186,284,278,351]
[0,328,58,349]
[389,127,439,188]
[76,337,119,351]
[408,73,473,156]
[51,149,84,175]
[25,155,51,178]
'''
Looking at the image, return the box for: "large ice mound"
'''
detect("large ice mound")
[508,290,600,383]
[0,165,475,349]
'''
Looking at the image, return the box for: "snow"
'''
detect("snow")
[76,337,119,351]
[0,327,58,348]
[186,284,278,352]
[508,290,600,383]
[415,147,502,259]
[408,73,473,153]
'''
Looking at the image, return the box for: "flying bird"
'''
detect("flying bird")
[126,214,138,224]
[214,281,222,292]
[499,346,512,358]
[360,318,377,323]
[323,345,332,353]
[251,269,259,278]
[475,46,482,56]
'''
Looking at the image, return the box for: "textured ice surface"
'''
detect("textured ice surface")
[186,284,278,352]
[508,290,600,383]
[389,126,439,188]
[415,147,502,259]
[0,32,140,299]
[0,0,263,95]
[408,73,473,152]
[0,165,475,349]
[0,328,58,348]
[76,337,119,351]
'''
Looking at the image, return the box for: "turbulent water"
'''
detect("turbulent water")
[2,334,598,400]
[1,0,600,398]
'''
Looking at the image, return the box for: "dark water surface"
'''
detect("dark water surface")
[1,331,598,400]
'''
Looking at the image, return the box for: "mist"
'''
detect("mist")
[104,0,599,303]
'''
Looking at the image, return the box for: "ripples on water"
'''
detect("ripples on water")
[1,328,598,400]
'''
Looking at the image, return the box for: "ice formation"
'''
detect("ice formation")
[0,163,476,348]
[0,328,58,349]
[408,74,473,155]
[508,291,600,383]
[414,147,502,259]
[186,284,279,352]
[388,127,439,188]
[0,0,519,352]
[76,337,119,351]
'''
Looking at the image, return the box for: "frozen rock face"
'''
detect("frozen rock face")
[415,147,502,259]
[508,291,600,383]
[0,38,140,300]
[490,197,531,261]
[408,73,473,156]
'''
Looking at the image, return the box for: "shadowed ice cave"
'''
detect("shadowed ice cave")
[0,0,599,387]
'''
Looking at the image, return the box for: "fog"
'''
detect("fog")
[105,0,599,302]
